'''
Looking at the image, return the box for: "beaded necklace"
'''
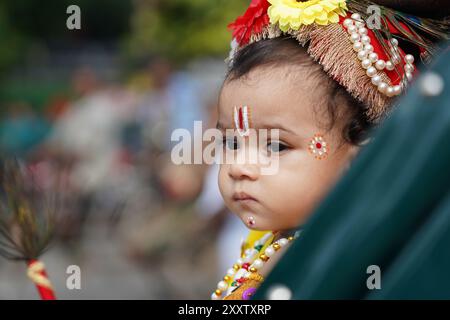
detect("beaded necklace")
[211,230,301,300]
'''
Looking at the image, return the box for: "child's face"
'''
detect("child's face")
[218,64,358,231]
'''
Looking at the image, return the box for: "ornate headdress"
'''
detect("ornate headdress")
[227,0,449,122]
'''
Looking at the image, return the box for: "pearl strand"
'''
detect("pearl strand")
[343,14,416,98]
[211,231,273,300]
[211,231,301,300]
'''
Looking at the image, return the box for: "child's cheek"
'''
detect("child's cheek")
[269,152,331,224]
[218,165,229,201]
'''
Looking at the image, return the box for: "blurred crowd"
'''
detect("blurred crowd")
[0,57,249,299]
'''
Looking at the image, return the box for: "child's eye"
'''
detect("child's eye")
[223,136,240,150]
[267,141,289,153]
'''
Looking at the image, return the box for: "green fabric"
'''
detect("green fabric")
[254,47,450,299]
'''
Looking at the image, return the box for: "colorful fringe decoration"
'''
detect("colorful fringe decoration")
[0,159,57,300]
[228,0,450,123]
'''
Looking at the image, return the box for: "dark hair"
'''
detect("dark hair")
[225,36,372,146]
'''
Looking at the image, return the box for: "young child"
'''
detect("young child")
[211,0,446,300]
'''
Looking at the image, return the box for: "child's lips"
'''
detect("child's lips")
[232,192,258,203]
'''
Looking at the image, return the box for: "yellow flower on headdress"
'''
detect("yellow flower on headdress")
[268,0,348,32]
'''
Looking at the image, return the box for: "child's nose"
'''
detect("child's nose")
[228,162,259,181]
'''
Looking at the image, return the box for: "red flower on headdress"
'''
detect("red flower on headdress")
[228,0,270,46]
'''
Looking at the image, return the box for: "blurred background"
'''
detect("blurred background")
[0,0,253,299]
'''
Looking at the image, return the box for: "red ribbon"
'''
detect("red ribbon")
[27,259,56,300]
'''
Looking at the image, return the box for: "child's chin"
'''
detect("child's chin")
[239,216,270,231]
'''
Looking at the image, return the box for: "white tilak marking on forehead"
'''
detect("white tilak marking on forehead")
[234,105,251,137]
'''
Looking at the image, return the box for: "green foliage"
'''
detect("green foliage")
[0,4,26,75]
[122,0,249,64]
[2,0,132,41]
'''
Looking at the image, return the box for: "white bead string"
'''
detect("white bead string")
[343,13,416,97]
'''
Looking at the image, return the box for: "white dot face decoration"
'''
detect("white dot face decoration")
[308,134,329,160]
[246,216,256,228]
[234,106,252,137]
